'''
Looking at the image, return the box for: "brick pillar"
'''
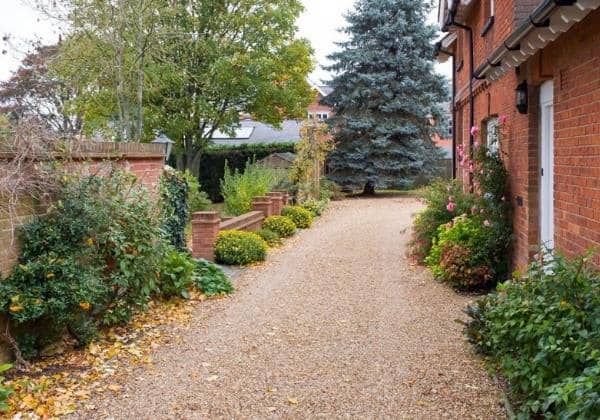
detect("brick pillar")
[275,191,289,206]
[267,192,284,215]
[252,196,273,217]
[192,211,221,261]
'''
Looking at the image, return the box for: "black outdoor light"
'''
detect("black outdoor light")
[151,132,174,162]
[516,81,528,114]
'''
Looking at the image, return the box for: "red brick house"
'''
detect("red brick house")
[436,0,600,269]
[307,82,334,121]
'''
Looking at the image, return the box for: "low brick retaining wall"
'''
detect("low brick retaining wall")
[192,192,289,261]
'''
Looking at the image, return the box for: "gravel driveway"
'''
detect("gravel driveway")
[77,197,506,419]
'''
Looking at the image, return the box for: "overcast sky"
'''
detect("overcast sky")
[0,0,451,83]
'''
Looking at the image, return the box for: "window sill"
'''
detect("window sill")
[481,16,495,37]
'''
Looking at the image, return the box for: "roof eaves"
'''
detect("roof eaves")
[477,0,600,82]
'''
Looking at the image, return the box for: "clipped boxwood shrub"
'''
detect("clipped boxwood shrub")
[257,228,282,247]
[263,216,296,238]
[214,230,267,266]
[281,206,313,229]
[464,252,600,418]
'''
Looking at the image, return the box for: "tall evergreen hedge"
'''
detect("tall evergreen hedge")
[199,143,295,201]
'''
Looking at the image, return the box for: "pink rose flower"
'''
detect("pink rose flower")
[484,220,491,227]
[470,126,480,137]
[474,141,480,149]
[469,163,475,173]
[499,115,508,124]
[480,209,485,214]
[471,206,478,215]
[446,202,457,213]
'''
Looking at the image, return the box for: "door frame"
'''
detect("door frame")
[539,80,554,250]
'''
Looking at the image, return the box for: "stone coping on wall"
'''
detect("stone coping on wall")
[220,211,264,231]
[0,141,165,161]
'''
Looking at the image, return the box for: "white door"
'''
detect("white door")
[540,81,554,249]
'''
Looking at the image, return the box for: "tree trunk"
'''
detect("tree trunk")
[362,181,376,196]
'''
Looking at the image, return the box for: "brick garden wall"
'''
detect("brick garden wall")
[192,192,288,261]
[0,142,165,276]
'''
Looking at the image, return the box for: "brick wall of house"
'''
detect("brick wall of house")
[545,10,600,263]
[307,93,333,119]
[451,5,600,270]
[0,143,165,276]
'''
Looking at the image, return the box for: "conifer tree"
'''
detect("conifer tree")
[325,0,447,194]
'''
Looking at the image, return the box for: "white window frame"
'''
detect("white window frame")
[485,117,499,154]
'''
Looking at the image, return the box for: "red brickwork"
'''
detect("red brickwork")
[191,191,284,261]
[450,5,600,269]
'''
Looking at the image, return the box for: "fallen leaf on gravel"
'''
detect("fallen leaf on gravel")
[287,397,298,405]
[206,375,219,382]
[107,384,122,392]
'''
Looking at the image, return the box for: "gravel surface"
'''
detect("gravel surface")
[76,197,506,419]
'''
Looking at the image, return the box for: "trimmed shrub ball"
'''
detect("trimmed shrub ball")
[257,228,282,247]
[263,215,296,238]
[214,230,267,266]
[281,206,313,229]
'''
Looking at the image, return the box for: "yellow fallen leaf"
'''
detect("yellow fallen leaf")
[206,375,219,382]
[35,404,50,416]
[107,384,121,392]
[22,394,39,409]
[287,397,298,405]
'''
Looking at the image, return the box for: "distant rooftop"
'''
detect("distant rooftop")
[211,119,303,146]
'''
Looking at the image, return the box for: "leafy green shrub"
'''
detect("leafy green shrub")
[300,199,328,216]
[263,216,296,238]
[220,160,286,216]
[0,172,164,358]
[214,230,268,266]
[320,178,343,201]
[410,179,474,263]
[182,170,212,213]
[464,253,600,418]
[158,248,196,298]
[160,168,189,250]
[281,206,313,229]
[0,364,12,412]
[425,215,508,290]
[257,228,282,247]
[193,259,234,296]
[199,142,296,201]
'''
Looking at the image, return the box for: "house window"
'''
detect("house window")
[485,117,499,154]
[317,112,329,120]
[308,113,314,120]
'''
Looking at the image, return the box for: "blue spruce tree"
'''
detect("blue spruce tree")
[324,0,448,194]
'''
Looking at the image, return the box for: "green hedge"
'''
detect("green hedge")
[199,143,296,201]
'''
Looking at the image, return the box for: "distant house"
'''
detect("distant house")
[308,84,334,121]
[210,81,334,147]
[211,119,303,147]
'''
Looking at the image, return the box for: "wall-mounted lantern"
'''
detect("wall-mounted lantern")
[516,81,528,114]
[152,132,174,162]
